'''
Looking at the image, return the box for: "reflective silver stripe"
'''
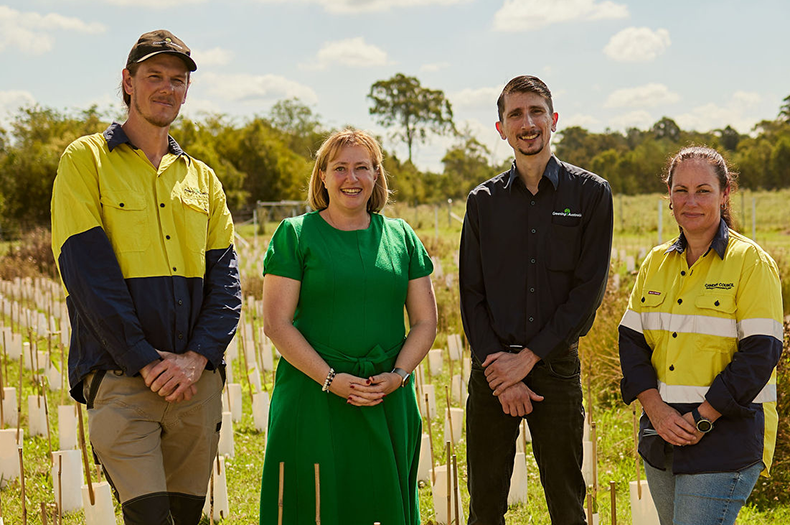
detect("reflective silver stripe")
[658,380,777,404]
[640,312,737,338]
[619,309,642,333]
[737,318,784,341]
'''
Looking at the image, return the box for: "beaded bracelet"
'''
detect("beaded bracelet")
[321,367,336,393]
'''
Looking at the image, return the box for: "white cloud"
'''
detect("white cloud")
[202,72,318,105]
[421,62,450,73]
[250,0,468,14]
[302,37,389,70]
[193,47,233,67]
[0,90,37,129]
[604,27,671,62]
[608,110,654,130]
[675,91,762,133]
[0,6,105,55]
[559,113,600,129]
[493,0,628,32]
[105,0,208,6]
[450,87,503,110]
[604,83,680,109]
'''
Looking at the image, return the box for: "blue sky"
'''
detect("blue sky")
[1,0,788,170]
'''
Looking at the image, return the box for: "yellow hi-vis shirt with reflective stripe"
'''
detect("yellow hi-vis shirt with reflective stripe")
[619,226,782,474]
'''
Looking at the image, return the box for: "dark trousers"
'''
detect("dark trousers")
[466,351,586,525]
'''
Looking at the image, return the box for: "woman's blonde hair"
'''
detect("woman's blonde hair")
[308,128,390,213]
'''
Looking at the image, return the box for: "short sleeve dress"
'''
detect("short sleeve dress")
[259,211,433,525]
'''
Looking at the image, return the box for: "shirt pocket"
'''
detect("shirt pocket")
[100,189,151,252]
[694,293,737,358]
[546,218,582,272]
[179,189,210,254]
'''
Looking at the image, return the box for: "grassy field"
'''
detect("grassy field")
[2,190,790,524]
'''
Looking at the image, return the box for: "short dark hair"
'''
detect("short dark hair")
[497,75,554,122]
[664,146,739,230]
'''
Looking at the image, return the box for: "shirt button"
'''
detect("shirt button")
[166,235,171,240]
[172,267,177,271]
[119,202,125,208]
[681,271,686,276]
[677,299,683,305]
[669,365,675,371]
[672,332,677,338]
[530,201,536,206]
[529,317,534,322]
[714,300,720,306]
[178,299,183,306]
[178,333,184,340]
[530,258,536,264]
[531,229,536,234]
[160,203,165,208]
[530,287,535,293]
[641,297,645,303]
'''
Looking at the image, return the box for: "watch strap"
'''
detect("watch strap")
[391,367,410,388]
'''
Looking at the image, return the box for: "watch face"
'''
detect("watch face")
[697,419,712,433]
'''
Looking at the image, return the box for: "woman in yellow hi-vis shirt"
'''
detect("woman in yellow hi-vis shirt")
[619,146,783,525]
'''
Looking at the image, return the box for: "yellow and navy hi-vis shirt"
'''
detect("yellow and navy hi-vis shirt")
[619,219,783,475]
[51,123,242,403]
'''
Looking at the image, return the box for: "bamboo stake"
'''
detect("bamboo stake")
[77,404,95,506]
[591,421,598,493]
[57,454,62,524]
[40,502,48,525]
[2,329,7,403]
[278,462,285,525]
[19,446,27,525]
[314,463,321,525]
[445,441,451,525]
[452,454,460,525]
[521,419,528,454]
[42,382,53,463]
[445,385,454,451]
[424,393,435,484]
[238,317,256,407]
[0,339,4,427]
[586,492,593,525]
[59,343,66,407]
[633,407,641,499]
[16,350,23,443]
[610,480,617,525]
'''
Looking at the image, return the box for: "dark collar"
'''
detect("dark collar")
[102,122,185,156]
[504,155,560,191]
[666,218,729,259]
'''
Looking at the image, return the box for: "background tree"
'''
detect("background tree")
[368,73,455,163]
[780,94,790,122]
[268,98,325,158]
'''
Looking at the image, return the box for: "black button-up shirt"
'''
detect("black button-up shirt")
[460,155,613,363]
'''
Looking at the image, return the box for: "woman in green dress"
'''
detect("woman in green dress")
[259,128,438,524]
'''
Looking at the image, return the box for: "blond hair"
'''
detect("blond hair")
[308,128,390,212]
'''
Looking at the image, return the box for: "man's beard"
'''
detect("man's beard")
[134,97,178,128]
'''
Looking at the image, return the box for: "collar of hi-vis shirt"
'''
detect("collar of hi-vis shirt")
[665,218,729,260]
[503,154,561,192]
[103,121,185,157]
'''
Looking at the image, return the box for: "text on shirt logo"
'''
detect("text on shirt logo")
[704,282,735,290]
[552,208,582,218]
[647,290,661,296]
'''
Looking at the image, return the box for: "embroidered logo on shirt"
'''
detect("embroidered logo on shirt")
[705,282,734,290]
[552,208,582,218]
[648,290,661,295]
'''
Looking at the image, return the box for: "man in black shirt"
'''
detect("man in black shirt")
[460,75,613,524]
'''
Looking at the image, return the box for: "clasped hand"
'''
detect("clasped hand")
[140,350,208,403]
[330,372,401,407]
[643,399,701,447]
[482,350,543,416]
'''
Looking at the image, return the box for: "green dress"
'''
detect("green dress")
[259,211,433,525]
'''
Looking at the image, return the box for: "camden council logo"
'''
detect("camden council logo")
[552,207,582,218]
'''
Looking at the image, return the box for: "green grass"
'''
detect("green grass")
[2,191,790,523]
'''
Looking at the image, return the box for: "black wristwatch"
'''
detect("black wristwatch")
[692,407,713,433]
[391,367,410,388]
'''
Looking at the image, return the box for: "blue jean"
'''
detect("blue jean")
[643,448,762,525]
[466,350,586,525]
